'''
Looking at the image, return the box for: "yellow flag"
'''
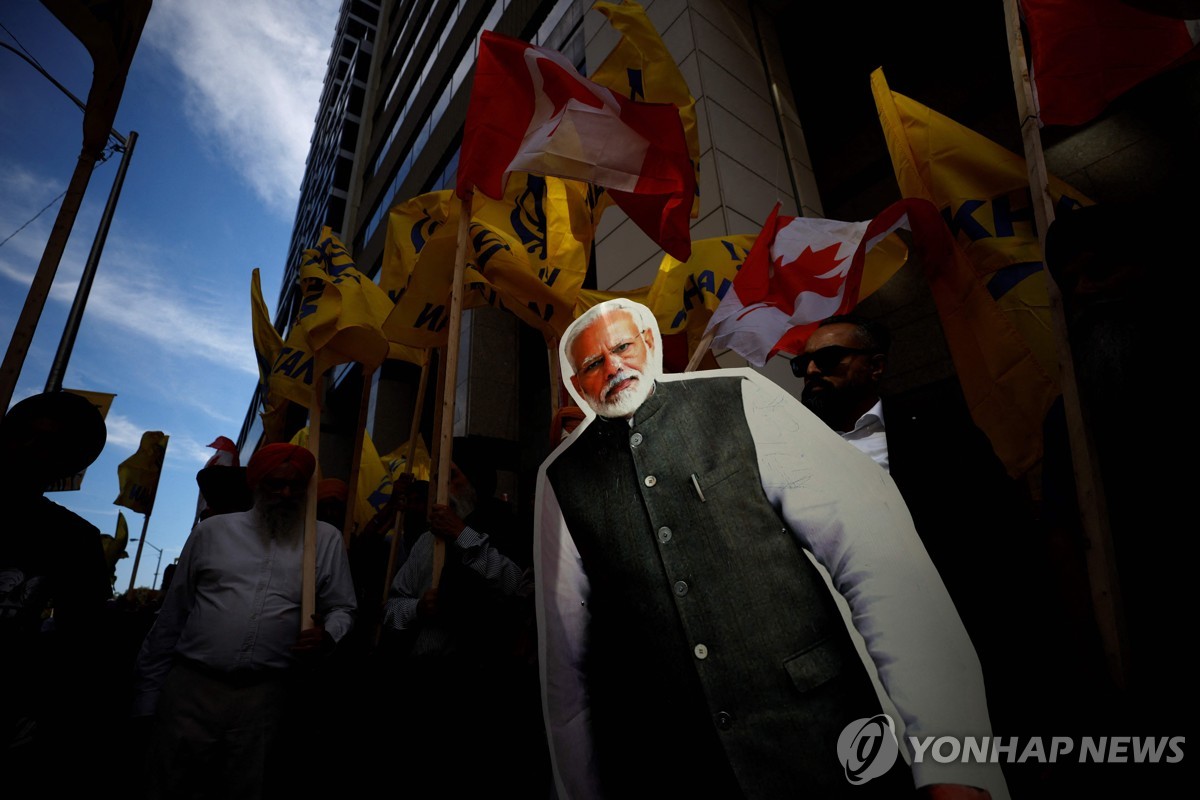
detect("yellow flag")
[101,511,129,572]
[574,287,652,316]
[471,173,593,338]
[114,431,168,515]
[383,437,432,483]
[381,190,456,302]
[383,175,593,344]
[249,269,292,441]
[354,431,393,533]
[591,0,700,217]
[297,228,395,370]
[290,426,395,534]
[267,316,329,408]
[872,68,1067,476]
[250,269,283,396]
[645,234,755,334]
[872,67,1092,380]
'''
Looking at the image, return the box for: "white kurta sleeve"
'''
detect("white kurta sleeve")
[132,526,201,717]
[534,476,602,800]
[741,375,1009,797]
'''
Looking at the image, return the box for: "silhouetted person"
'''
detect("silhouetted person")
[1,391,110,795]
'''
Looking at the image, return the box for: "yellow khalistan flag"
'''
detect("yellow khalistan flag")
[382,437,432,483]
[291,426,393,533]
[590,0,700,218]
[250,269,292,441]
[114,431,168,515]
[382,174,593,344]
[872,67,1092,381]
[645,234,755,334]
[872,68,1069,476]
[297,228,397,370]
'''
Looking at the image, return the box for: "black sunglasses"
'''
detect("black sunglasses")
[791,346,875,377]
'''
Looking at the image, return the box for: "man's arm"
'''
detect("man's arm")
[314,522,357,643]
[132,526,201,716]
[428,503,525,593]
[534,477,601,800]
[383,531,432,631]
[740,375,1008,798]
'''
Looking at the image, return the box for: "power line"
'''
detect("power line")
[0,143,118,253]
[0,191,67,252]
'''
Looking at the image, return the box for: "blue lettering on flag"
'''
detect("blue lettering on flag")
[627,68,645,101]
[943,200,991,241]
[511,177,549,260]
[986,261,1043,300]
[992,193,1035,238]
[414,303,445,331]
[470,223,510,270]
[412,212,442,253]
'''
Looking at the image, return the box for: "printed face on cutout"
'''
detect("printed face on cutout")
[568,309,657,419]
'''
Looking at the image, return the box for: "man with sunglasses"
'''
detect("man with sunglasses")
[796,315,891,467]
[797,314,1059,796]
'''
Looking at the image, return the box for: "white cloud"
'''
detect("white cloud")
[142,0,340,217]
[103,412,148,451]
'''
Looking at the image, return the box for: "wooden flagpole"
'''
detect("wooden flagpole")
[1002,0,1128,688]
[684,329,715,372]
[340,365,377,548]
[300,369,325,631]
[124,514,152,597]
[381,351,431,602]
[431,192,473,589]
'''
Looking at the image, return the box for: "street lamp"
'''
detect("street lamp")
[129,537,163,590]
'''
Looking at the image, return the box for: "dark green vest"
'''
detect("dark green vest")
[548,376,909,798]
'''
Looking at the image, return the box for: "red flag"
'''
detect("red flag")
[204,436,239,468]
[705,200,923,366]
[457,30,695,260]
[1022,0,1200,126]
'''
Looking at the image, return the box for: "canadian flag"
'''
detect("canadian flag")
[1023,0,1200,126]
[457,30,695,261]
[705,199,931,366]
[204,436,239,468]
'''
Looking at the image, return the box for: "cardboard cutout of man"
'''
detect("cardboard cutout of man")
[534,299,1006,800]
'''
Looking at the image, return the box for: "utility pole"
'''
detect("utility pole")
[0,0,152,411]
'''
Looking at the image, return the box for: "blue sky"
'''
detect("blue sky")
[1,0,340,591]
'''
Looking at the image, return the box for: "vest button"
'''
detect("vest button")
[673,580,688,596]
[644,475,657,487]
[693,643,708,659]
[657,526,672,543]
[715,711,733,730]
[630,432,643,447]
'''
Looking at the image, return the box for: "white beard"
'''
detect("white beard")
[449,484,477,520]
[253,492,303,544]
[590,368,655,419]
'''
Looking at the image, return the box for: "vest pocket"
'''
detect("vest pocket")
[695,463,744,494]
[783,635,844,693]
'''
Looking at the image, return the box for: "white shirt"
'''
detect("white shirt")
[383,526,525,656]
[535,369,1006,798]
[133,508,356,716]
[841,397,889,471]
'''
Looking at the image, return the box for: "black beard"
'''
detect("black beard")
[800,383,845,429]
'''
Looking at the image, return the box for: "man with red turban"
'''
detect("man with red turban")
[133,442,355,799]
